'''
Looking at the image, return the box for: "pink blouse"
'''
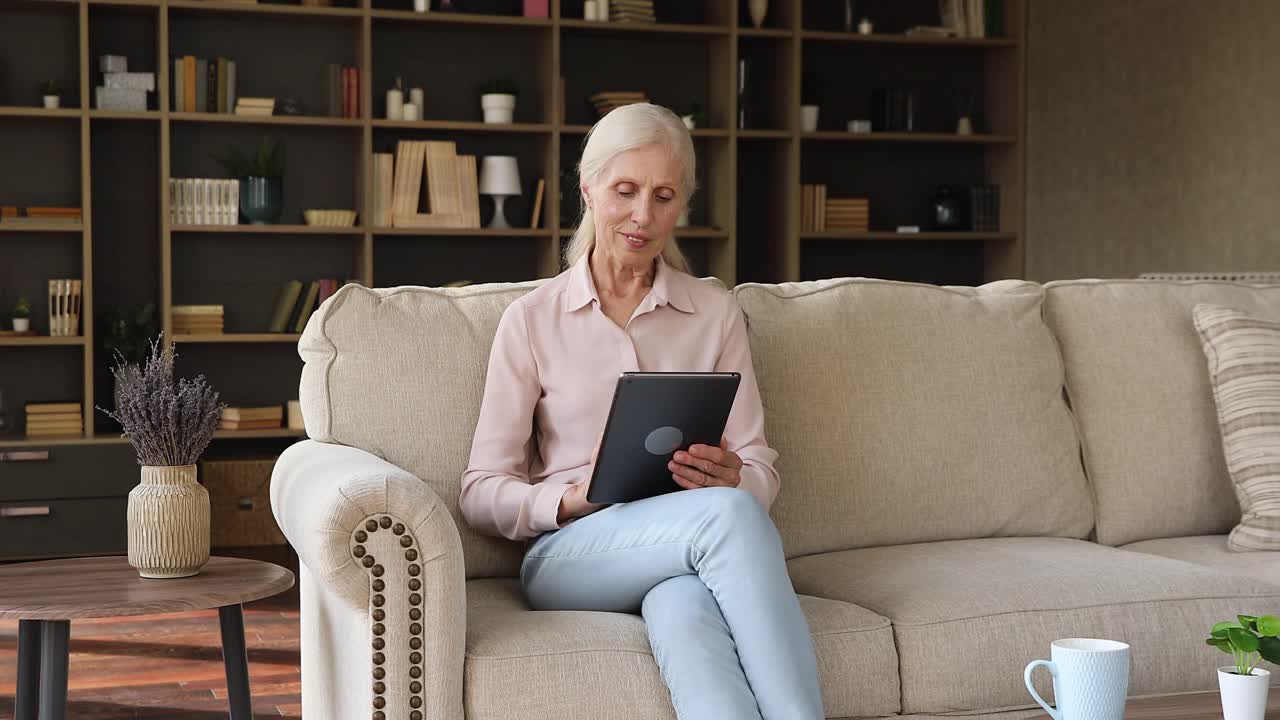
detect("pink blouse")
[460,254,780,541]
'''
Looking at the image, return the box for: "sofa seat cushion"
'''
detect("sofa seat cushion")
[1123,535,1280,587]
[786,537,1280,714]
[464,578,901,720]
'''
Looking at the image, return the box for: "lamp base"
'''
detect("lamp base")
[488,195,512,229]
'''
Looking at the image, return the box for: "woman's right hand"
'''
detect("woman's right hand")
[556,441,607,525]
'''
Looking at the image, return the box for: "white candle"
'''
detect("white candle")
[402,103,420,122]
[409,87,424,119]
[386,89,403,121]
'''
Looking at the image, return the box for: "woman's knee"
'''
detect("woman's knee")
[642,574,711,622]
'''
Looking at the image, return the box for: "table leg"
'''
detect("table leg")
[15,620,42,720]
[218,604,253,720]
[37,620,69,720]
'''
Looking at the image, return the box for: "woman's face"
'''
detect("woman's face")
[583,144,686,267]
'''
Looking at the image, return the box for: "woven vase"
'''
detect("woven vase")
[128,464,210,579]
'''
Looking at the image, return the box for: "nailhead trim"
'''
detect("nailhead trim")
[353,514,426,720]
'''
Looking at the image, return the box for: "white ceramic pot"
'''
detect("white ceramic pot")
[749,0,767,28]
[128,464,210,579]
[1219,667,1271,720]
[481,93,516,124]
[681,114,695,130]
[11,318,29,332]
[42,95,60,109]
[801,105,820,132]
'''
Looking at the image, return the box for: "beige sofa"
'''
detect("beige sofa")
[270,276,1280,720]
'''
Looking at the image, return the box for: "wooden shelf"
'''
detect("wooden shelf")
[87,0,162,7]
[374,227,552,237]
[369,8,552,28]
[738,129,792,139]
[213,427,307,440]
[561,124,730,138]
[802,131,1016,144]
[0,335,86,347]
[738,27,792,38]
[167,0,363,20]
[559,18,730,37]
[371,119,552,134]
[0,434,128,449]
[171,224,363,235]
[0,107,80,119]
[801,231,1017,242]
[170,334,302,344]
[89,110,161,121]
[169,111,363,128]
[801,30,1018,47]
[0,222,83,233]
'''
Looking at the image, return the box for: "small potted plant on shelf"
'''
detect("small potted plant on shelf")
[1206,614,1280,720]
[680,101,706,131]
[97,335,224,579]
[479,77,518,124]
[212,137,285,225]
[40,80,61,109]
[11,296,31,332]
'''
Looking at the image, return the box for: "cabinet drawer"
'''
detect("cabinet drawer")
[0,444,138,502]
[0,497,127,560]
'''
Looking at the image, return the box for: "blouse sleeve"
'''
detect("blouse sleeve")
[715,301,781,510]
[460,301,575,541]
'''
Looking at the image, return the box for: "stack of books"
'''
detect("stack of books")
[220,405,283,432]
[26,402,83,438]
[0,206,82,227]
[171,55,236,114]
[322,64,360,118]
[968,184,1000,232]
[234,97,274,116]
[48,279,83,337]
[172,305,224,335]
[169,178,239,226]
[610,0,655,22]
[826,197,870,233]
[800,184,827,232]
[590,91,649,119]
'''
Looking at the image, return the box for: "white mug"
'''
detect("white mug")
[1024,638,1130,720]
[800,105,819,132]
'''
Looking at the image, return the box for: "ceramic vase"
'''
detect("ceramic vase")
[749,0,767,28]
[1219,667,1270,720]
[127,464,210,579]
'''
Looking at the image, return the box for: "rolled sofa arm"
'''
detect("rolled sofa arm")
[271,439,465,720]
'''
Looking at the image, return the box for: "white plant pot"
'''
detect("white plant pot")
[681,114,696,130]
[11,318,29,332]
[481,93,516,124]
[801,105,820,132]
[1219,667,1271,720]
[42,95,60,109]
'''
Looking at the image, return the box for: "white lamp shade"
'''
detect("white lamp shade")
[479,155,521,196]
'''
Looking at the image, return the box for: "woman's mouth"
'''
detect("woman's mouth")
[622,232,650,249]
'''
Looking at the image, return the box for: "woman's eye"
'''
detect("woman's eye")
[657,195,673,203]
[617,190,634,197]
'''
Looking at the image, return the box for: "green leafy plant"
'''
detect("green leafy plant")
[211,137,285,179]
[1206,614,1280,675]
[11,296,30,319]
[99,303,158,368]
[686,101,707,128]
[478,77,519,97]
[40,80,61,97]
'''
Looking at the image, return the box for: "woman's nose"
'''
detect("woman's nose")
[631,195,654,226]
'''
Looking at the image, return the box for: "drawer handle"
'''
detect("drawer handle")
[0,450,51,462]
[1,506,51,518]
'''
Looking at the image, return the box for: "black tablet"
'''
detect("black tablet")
[585,371,742,505]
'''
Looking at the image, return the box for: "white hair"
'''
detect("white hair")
[563,103,696,272]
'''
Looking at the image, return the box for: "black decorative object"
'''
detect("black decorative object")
[932,185,961,230]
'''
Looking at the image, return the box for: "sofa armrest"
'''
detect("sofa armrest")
[271,439,465,719]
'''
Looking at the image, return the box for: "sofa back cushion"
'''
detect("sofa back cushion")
[299,282,543,579]
[733,278,1094,558]
[1041,280,1280,546]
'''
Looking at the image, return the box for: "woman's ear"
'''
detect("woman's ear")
[580,184,592,210]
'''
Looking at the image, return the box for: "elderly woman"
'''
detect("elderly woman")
[460,103,823,720]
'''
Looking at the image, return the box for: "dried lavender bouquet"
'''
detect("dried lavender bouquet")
[97,335,226,466]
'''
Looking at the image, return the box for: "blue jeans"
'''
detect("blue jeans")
[520,486,825,720]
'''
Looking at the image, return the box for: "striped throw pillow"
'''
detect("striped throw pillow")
[1194,303,1280,551]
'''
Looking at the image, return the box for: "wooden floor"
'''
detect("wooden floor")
[0,594,300,718]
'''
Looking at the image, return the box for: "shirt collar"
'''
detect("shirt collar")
[563,250,695,314]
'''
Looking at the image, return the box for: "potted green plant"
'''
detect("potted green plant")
[96,335,224,578]
[1206,614,1280,720]
[40,80,61,109]
[212,137,285,224]
[479,77,518,124]
[11,296,31,332]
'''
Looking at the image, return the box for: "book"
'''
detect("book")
[268,280,304,332]
[530,178,545,229]
[26,402,82,414]
[292,280,321,333]
[222,405,283,422]
[373,153,393,227]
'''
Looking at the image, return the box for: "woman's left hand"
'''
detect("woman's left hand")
[669,436,742,490]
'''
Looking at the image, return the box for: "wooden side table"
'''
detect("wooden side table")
[0,555,294,720]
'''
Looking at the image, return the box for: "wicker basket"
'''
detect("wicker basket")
[303,209,357,227]
[199,457,287,547]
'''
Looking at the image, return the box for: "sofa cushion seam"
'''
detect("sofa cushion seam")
[887,593,1280,628]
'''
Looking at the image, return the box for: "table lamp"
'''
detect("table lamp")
[479,155,521,229]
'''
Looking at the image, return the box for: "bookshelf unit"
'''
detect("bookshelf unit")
[0,0,1025,453]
